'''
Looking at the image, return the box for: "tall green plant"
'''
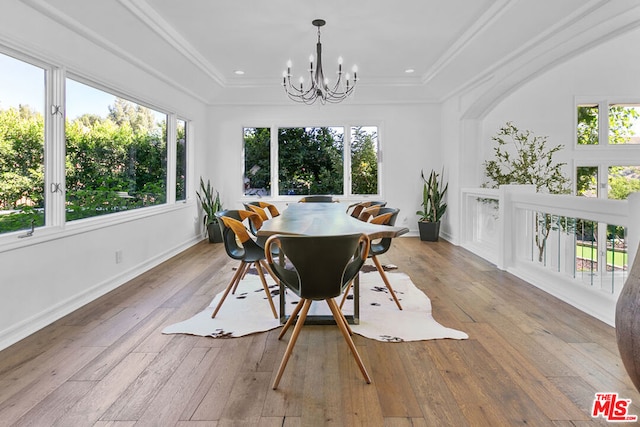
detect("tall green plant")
[196,177,222,229]
[417,168,448,222]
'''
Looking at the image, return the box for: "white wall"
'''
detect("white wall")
[479,27,640,182]
[0,2,208,350]
[10,0,636,349]
[207,103,442,234]
[0,2,445,350]
[432,26,640,246]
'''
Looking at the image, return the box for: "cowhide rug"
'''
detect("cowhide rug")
[162,262,468,342]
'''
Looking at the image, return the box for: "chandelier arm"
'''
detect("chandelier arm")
[284,77,315,97]
[327,75,346,95]
[282,18,356,105]
[285,71,356,103]
[285,79,318,102]
[285,84,316,103]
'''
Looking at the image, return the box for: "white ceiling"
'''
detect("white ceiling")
[22,0,640,106]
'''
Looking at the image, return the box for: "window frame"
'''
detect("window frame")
[573,98,637,287]
[241,123,383,202]
[0,47,193,252]
[175,118,188,202]
[575,98,640,148]
[64,75,171,222]
[574,97,640,200]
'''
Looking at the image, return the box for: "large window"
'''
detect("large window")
[0,52,45,235]
[243,127,270,196]
[65,79,167,221]
[243,125,380,198]
[574,101,638,285]
[0,48,189,240]
[176,119,187,201]
[279,127,344,196]
[576,102,640,198]
[577,102,640,146]
[351,126,379,195]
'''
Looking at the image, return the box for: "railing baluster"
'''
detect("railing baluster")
[460,185,636,325]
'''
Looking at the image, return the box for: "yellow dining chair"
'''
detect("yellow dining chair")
[342,206,403,310]
[212,210,277,319]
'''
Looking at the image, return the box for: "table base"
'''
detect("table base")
[278,274,360,325]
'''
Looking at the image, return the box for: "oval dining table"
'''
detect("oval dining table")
[257,202,409,324]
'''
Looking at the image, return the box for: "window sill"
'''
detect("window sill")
[0,200,194,254]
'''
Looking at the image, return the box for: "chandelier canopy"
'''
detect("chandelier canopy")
[282,19,358,105]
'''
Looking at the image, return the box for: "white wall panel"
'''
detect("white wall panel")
[207,103,441,236]
[0,2,207,350]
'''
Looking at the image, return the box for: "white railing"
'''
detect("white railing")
[460,185,640,326]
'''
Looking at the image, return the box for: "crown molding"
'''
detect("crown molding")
[421,0,514,86]
[21,0,210,104]
[118,0,226,87]
[461,9,640,120]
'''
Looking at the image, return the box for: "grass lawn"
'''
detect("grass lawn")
[576,244,627,268]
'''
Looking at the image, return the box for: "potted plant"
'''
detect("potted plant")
[196,177,223,243]
[416,168,448,241]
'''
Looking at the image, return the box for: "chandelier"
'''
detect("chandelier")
[282,19,358,105]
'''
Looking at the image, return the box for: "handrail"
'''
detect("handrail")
[460,185,640,325]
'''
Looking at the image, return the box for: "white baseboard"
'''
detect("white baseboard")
[0,236,201,352]
[507,262,617,327]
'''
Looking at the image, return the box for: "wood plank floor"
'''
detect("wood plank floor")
[1,238,639,426]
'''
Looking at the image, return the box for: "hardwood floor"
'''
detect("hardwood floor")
[1,238,638,426]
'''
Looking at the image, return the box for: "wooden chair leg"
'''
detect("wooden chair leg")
[272,299,312,390]
[278,298,305,340]
[212,261,246,318]
[372,256,403,310]
[333,298,354,335]
[339,280,353,310]
[259,259,278,283]
[326,298,371,384]
[255,261,278,319]
[231,262,249,294]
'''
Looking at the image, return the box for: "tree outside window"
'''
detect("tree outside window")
[577,104,598,146]
[243,125,381,197]
[278,127,344,196]
[65,80,167,221]
[176,119,187,201]
[243,127,271,196]
[1,52,186,238]
[0,53,45,234]
[575,102,638,278]
[576,103,640,200]
[351,126,378,195]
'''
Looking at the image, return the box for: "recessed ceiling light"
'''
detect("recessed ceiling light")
[405,68,415,74]
[234,70,245,75]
